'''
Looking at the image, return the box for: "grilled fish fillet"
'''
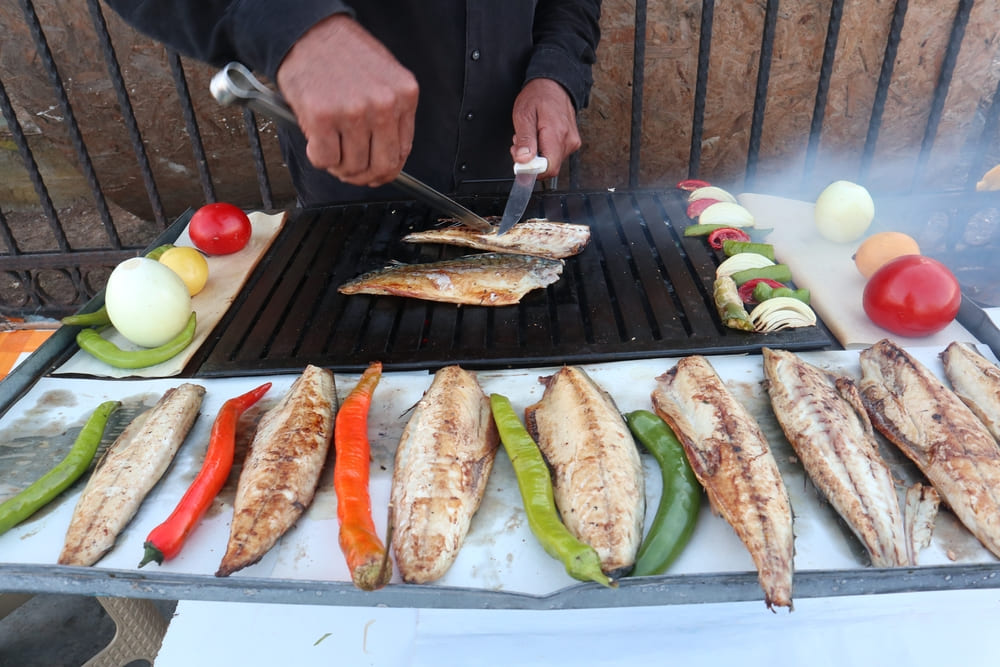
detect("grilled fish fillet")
[524,366,645,576]
[762,347,911,567]
[217,365,336,577]
[338,252,563,306]
[403,218,591,259]
[390,365,499,583]
[59,383,205,566]
[941,341,1000,441]
[859,339,1000,558]
[652,355,794,610]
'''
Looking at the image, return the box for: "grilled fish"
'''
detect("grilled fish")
[59,383,205,566]
[941,341,1000,441]
[859,339,1000,558]
[762,347,911,567]
[524,366,645,576]
[338,252,563,306]
[217,365,336,577]
[390,365,499,583]
[403,218,591,259]
[652,355,794,610]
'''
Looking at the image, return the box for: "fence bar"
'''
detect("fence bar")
[689,0,715,179]
[802,0,845,192]
[911,0,973,190]
[744,0,780,190]
[860,0,908,184]
[167,51,217,204]
[628,0,647,188]
[241,108,275,210]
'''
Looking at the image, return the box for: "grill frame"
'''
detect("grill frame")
[188,190,833,377]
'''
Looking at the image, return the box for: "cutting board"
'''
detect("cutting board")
[737,193,975,349]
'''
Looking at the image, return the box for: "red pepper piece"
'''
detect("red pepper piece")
[335,361,392,590]
[707,227,752,249]
[677,178,711,191]
[737,278,786,304]
[686,198,722,218]
[138,382,272,567]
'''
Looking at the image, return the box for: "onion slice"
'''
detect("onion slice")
[749,297,817,331]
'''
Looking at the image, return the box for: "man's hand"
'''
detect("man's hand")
[510,78,581,180]
[276,14,419,187]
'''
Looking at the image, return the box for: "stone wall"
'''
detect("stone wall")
[3,0,1000,223]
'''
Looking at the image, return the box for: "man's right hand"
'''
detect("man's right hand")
[276,14,419,187]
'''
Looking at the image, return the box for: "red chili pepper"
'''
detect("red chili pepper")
[707,227,752,249]
[677,178,711,191]
[335,361,392,590]
[737,278,786,304]
[138,382,271,567]
[686,198,722,218]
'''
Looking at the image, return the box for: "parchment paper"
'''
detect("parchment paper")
[54,210,287,378]
[737,193,975,349]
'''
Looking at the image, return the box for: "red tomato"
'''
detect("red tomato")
[188,203,252,255]
[862,255,961,337]
[707,226,751,249]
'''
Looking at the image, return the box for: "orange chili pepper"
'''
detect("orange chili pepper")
[139,382,271,567]
[334,361,392,590]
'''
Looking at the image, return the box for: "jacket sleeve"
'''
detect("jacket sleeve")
[102,0,353,80]
[526,0,602,110]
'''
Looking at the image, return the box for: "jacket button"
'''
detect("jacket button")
[459,163,468,172]
[466,112,474,121]
[470,49,481,61]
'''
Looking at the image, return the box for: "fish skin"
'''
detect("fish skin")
[859,339,1000,559]
[762,347,911,567]
[941,341,1000,441]
[524,366,645,576]
[217,365,336,577]
[651,355,794,610]
[403,218,591,259]
[390,365,499,583]
[59,383,205,567]
[338,252,563,306]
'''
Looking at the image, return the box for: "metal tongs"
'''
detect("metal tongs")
[209,62,492,231]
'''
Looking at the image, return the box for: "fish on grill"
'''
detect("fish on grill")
[762,347,912,567]
[217,365,336,577]
[524,366,645,576]
[941,341,1000,441]
[651,355,794,610]
[859,339,1000,559]
[338,252,563,306]
[403,218,591,259]
[59,383,205,566]
[390,365,499,583]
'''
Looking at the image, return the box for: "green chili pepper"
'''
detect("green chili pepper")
[625,410,701,576]
[729,263,793,286]
[489,394,612,587]
[682,223,731,237]
[0,400,120,536]
[76,312,197,369]
[61,305,112,327]
[722,240,776,261]
[751,282,811,304]
[144,244,174,261]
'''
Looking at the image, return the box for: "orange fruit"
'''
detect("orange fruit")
[853,231,920,279]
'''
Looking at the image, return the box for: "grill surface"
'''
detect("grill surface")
[191,190,832,375]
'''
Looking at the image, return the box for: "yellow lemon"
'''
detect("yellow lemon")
[159,246,209,296]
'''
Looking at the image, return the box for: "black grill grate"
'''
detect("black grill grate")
[191,190,832,376]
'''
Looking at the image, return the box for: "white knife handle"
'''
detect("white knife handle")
[514,155,548,175]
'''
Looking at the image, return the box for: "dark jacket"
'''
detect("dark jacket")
[104,0,602,205]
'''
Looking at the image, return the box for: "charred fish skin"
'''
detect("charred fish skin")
[651,355,794,610]
[59,383,206,567]
[762,348,910,568]
[941,341,1000,441]
[337,252,564,306]
[859,339,1000,559]
[402,218,591,260]
[390,365,499,584]
[217,365,336,577]
[524,366,645,576]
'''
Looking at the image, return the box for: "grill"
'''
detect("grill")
[189,190,832,376]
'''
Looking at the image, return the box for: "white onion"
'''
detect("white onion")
[105,257,192,347]
[814,180,875,243]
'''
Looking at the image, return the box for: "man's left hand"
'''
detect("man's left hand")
[510,78,581,180]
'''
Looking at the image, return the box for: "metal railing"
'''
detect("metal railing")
[0,0,997,317]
